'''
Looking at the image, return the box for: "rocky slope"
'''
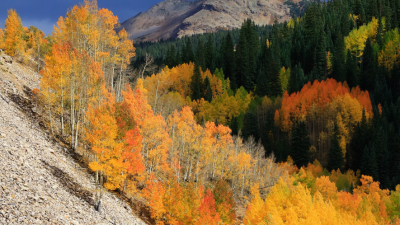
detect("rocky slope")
[0,52,146,225]
[119,0,310,41]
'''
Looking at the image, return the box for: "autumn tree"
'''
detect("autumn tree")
[0,28,5,50]
[213,180,236,224]
[4,9,25,57]
[197,189,221,225]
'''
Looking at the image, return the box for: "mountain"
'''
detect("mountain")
[119,0,310,41]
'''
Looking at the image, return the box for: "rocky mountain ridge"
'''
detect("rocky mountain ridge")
[119,0,310,41]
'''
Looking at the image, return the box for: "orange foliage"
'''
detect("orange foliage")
[197,189,221,225]
[276,79,372,132]
[122,83,171,175]
[142,175,166,224]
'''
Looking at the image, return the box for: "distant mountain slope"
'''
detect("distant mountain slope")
[119,0,310,41]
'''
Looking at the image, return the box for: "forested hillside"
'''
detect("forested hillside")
[136,0,400,189]
[1,0,400,224]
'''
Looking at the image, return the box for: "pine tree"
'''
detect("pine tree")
[184,38,195,63]
[341,12,350,37]
[290,120,311,168]
[346,50,358,88]
[235,29,249,89]
[383,0,392,30]
[332,33,346,82]
[262,111,275,157]
[245,19,259,90]
[268,60,282,96]
[375,126,389,189]
[360,144,379,181]
[204,76,213,102]
[360,39,376,92]
[205,35,215,72]
[196,40,206,71]
[191,64,203,101]
[328,123,344,171]
[353,0,366,27]
[242,112,260,141]
[230,117,239,136]
[166,45,177,68]
[349,109,371,170]
[235,19,259,91]
[315,29,327,80]
[367,0,379,22]
[256,70,269,97]
[222,33,235,82]
[288,63,304,94]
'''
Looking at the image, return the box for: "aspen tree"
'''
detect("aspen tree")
[4,9,25,57]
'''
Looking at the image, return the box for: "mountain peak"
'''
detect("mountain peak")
[119,0,310,41]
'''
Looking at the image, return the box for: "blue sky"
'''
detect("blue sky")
[0,0,164,35]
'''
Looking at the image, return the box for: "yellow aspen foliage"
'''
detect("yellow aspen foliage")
[315,176,338,199]
[85,92,127,190]
[378,28,400,71]
[279,67,290,93]
[0,28,5,50]
[245,176,387,225]
[345,17,381,59]
[190,87,251,125]
[4,9,25,57]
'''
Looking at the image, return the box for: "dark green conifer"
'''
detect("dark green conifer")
[190,64,203,101]
[222,33,236,82]
[196,40,206,71]
[328,122,344,171]
[242,112,260,141]
[360,144,379,181]
[235,29,249,89]
[290,121,311,168]
[185,38,195,63]
[262,111,275,157]
[346,50,358,88]
[230,117,239,136]
[315,29,327,80]
[332,33,346,82]
[375,127,389,189]
[349,109,371,170]
[205,35,215,72]
[256,70,269,97]
[203,76,213,102]
[360,39,376,92]
[166,45,177,67]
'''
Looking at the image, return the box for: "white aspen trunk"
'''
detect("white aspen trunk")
[60,79,64,136]
[241,165,247,197]
[47,88,54,135]
[37,43,40,73]
[188,157,193,182]
[154,79,159,113]
[70,76,75,149]
[117,58,124,102]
